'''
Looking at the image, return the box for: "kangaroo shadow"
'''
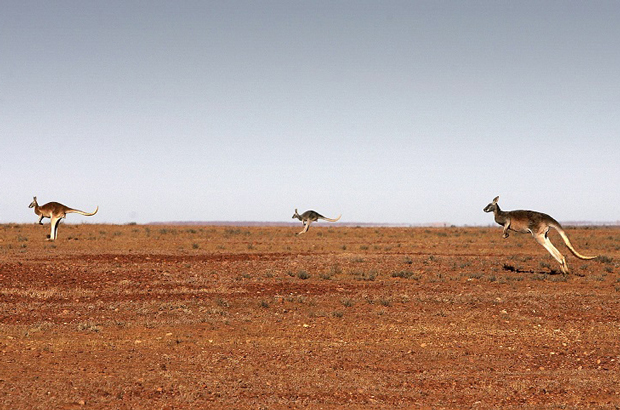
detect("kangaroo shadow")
[502,263,570,276]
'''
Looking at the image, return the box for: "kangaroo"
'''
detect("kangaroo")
[483,196,596,274]
[29,196,99,241]
[292,209,341,235]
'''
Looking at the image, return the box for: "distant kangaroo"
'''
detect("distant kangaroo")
[29,196,98,241]
[292,209,341,235]
[483,196,596,274]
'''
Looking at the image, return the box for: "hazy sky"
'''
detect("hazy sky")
[2,1,619,225]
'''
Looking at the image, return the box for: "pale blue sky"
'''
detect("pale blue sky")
[1,1,619,225]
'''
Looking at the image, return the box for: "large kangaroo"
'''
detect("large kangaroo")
[483,196,597,274]
[292,209,341,235]
[29,196,98,241]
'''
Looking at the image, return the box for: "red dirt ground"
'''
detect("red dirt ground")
[1,223,619,409]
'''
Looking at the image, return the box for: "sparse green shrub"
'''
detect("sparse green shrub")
[329,264,342,275]
[428,273,446,283]
[351,271,376,281]
[379,298,392,307]
[341,298,354,307]
[319,272,332,280]
[77,322,102,332]
[468,272,483,280]
[391,270,419,280]
[224,228,251,237]
[215,298,230,308]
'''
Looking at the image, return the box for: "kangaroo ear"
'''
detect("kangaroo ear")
[493,196,499,203]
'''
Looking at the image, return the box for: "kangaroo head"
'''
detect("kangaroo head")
[29,196,38,209]
[292,209,301,220]
[483,196,500,213]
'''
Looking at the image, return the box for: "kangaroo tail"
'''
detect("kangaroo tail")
[320,214,341,223]
[67,206,99,217]
[551,223,597,260]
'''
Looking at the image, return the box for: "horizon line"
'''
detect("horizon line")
[4,220,620,227]
[143,220,620,228]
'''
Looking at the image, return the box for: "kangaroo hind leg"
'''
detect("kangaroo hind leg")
[533,233,568,274]
[297,221,311,235]
[49,217,62,241]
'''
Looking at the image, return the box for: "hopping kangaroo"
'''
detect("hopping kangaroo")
[29,196,99,241]
[483,196,596,274]
[292,209,341,235]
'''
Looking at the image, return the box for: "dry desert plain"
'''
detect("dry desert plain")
[1,222,620,409]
